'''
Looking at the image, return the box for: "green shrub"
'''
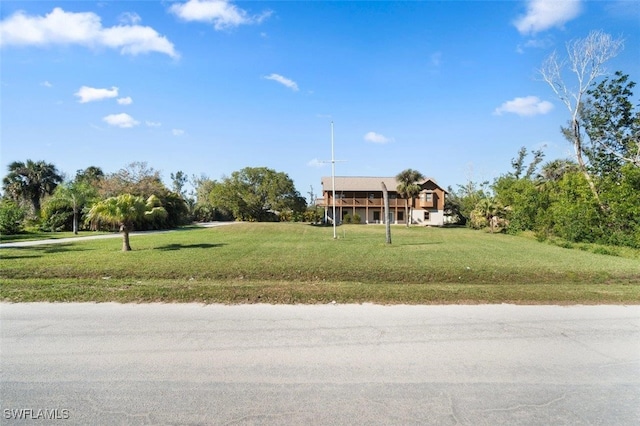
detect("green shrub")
[352,213,361,224]
[0,200,26,235]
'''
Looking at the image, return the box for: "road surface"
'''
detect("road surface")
[1,303,639,425]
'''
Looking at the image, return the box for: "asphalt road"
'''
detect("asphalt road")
[1,303,639,425]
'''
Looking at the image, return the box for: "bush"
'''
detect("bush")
[343,213,352,224]
[0,200,26,234]
[352,213,361,224]
[41,210,73,232]
[303,208,322,224]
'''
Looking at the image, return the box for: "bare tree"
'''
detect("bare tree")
[540,30,624,209]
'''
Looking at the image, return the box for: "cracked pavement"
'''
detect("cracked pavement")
[1,303,639,425]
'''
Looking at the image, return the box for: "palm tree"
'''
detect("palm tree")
[47,181,98,234]
[537,159,579,183]
[474,197,503,233]
[396,169,425,227]
[2,160,63,216]
[86,194,167,251]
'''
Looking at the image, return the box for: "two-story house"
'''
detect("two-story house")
[319,176,447,226]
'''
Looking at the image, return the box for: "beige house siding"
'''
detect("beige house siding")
[319,176,447,226]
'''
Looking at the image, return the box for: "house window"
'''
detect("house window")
[424,211,430,221]
[373,211,380,222]
[368,193,375,200]
[421,193,433,202]
[398,211,404,221]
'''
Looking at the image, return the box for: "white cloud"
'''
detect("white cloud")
[117,96,133,105]
[146,121,162,127]
[364,131,392,144]
[169,0,272,30]
[75,86,118,103]
[516,37,554,53]
[41,81,52,88]
[0,7,179,58]
[264,73,299,91]
[493,96,554,117]
[118,12,141,25]
[103,113,139,128]
[307,158,325,168]
[172,129,185,136]
[513,0,582,35]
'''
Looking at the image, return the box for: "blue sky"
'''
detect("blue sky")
[1,0,639,201]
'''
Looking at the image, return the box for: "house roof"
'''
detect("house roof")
[321,176,444,192]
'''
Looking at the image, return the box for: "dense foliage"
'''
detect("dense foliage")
[2,160,63,217]
[446,71,639,248]
[208,167,306,222]
[0,200,26,235]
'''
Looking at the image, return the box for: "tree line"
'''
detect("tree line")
[0,162,313,242]
[445,32,639,248]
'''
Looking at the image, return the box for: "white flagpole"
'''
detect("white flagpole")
[331,121,337,239]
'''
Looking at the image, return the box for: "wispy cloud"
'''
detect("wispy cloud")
[146,121,162,127]
[430,51,442,67]
[264,73,299,91]
[516,36,554,54]
[75,86,118,103]
[118,12,141,25]
[103,113,139,128]
[513,0,582,35]
[364,131,392,144]
[0,7,179,58]
[172,129,185,136]
[41,81,53,88]
[117,96,133,105]
[307,158,325,168]
[493,96,553,117]
[169,0,272,31]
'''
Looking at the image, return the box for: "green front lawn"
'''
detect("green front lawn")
[1,223,638,304]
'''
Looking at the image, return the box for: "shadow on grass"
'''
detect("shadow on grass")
[0,244,89,255]
[0,254,43,259]
[155,243,226,251]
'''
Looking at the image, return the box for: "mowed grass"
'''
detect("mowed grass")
[1,223,639,304]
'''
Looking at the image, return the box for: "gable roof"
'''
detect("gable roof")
[321,176,444,192]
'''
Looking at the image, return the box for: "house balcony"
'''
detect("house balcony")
[325,197,405,208]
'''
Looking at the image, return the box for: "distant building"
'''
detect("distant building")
[318,176,447,226]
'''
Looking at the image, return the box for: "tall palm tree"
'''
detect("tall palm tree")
[2,160,63,216]
[86,194,167,251]
[47,181,98,234]
[396,169,425,227]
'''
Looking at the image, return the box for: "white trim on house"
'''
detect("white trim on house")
[319,176,447,226]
